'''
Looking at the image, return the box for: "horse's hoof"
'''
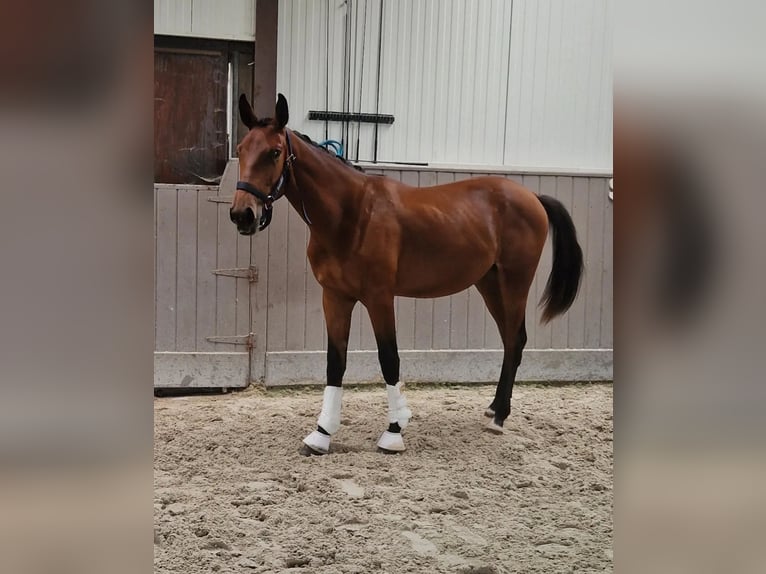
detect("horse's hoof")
[484,419,505,434]
[377,430,406,452]
[484,407,496,418]
[299,444,327,456]
[377,447,403,455]
[302,430,330,455]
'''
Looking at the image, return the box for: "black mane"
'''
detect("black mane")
[293,131,365,172]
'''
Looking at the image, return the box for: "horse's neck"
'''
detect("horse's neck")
[284,132,366,239]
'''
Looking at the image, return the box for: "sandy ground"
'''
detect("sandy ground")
[155,383,613,574]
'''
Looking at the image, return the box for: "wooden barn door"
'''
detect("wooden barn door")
[154,35,262,389]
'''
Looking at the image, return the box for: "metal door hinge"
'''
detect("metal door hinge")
[213,266,258,282]
[206,333,255,350]
[208,196,233,203]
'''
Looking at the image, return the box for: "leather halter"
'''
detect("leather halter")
[235,131,296,231]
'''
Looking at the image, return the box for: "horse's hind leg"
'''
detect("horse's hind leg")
[365,298,411,453]
[476,266,531,432]
[475,267,507,418]
[486,317,527,432]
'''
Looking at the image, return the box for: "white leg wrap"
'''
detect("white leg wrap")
[316,386,344,435]
[386,382,412,429]
[303,430,331,454]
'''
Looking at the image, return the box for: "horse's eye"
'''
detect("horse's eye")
[271,149,281,161]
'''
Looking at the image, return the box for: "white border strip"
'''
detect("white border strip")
[264,349,613,387]
[357,162,613,178]
[154,184,219,191]
[154,352,249,388]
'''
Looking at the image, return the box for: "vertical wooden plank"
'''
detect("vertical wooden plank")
[550,176,573,349]
[414,170,436,349]
[396,296,415,350]
[567,177,589,348]
[601,179,613,349]
[215,195,237,351]
[396,171,419,350]
[196,190,218,351]
[431,296,451,350]
[381,169,402,182]
[400,170,419,187]
[521,175,540,347]
[266,196,289,351]
[176,188,198,351]
[155,188,177,351]
[285,206,307,350]
[415,295,435,350]
[506,173,523,186]
[234,229,252,346]
[584,177,605,347]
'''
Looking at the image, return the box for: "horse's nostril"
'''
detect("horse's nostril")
[241,207,255,227]
[230,207,256,227]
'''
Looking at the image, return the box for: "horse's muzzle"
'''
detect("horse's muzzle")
[230,206,256,235]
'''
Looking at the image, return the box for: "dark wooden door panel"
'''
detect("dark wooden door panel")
[154,49,228,184]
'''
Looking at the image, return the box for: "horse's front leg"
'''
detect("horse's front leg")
[302,289,356,455]
[366,298,411,452]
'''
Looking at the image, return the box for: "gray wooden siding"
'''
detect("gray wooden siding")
[154,184,253,353]
[261,169,612,353]
[155,167,612,386]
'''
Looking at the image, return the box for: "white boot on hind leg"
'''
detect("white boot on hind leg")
[377,382,412,452]
[302,386,343,454]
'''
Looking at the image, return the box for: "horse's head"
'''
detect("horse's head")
[230,93,291,235]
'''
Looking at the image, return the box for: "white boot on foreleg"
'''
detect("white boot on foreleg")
[303,386,343,454]
[377,382,412,452]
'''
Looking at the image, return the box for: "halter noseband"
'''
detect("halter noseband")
[236,131,295,231]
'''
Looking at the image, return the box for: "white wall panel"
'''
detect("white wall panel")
[276,0,612,171]
[155,0,255,41]
[191,0,255,40]
[503,0,612,170]
[155,0,192,37]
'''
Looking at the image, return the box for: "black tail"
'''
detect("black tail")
[537,195,584,323]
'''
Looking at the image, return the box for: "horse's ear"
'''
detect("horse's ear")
[275,93,289,130]
[239,93,258,129]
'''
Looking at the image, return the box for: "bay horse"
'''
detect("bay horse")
[230,94,584,454]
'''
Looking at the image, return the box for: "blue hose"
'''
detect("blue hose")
[317,139,344,157]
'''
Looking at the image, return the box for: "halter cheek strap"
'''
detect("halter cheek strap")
[236,131,296,231]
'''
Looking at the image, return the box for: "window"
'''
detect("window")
[154,36,253,184]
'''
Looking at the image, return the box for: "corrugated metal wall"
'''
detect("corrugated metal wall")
[154,0,255,41]
[277,0,613,171]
